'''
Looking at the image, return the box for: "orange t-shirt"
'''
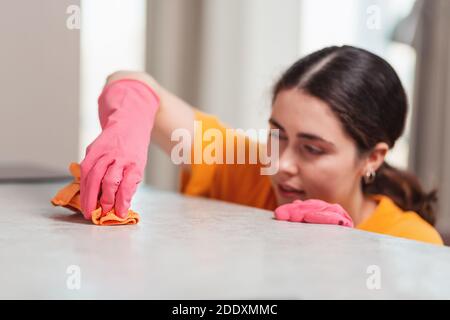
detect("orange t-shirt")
[180,109,444,246]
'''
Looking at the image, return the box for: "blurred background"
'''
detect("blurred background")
[1,0,449,239]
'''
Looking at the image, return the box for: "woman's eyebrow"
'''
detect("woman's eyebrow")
[269,117,336,148]
[268,118,285,131]
[297,132,336,148]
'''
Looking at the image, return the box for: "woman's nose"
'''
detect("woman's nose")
[278,147,299,176]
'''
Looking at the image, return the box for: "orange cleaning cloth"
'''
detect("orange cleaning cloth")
[51,162,140,226]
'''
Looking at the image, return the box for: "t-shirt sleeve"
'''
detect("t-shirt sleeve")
[179,109,277,210]
[179,109,232,197]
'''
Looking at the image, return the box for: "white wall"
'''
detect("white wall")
[0,0,80,172]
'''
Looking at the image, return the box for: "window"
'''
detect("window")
[79,0,147,159]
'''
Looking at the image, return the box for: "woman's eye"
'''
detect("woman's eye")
[303,145,324,155]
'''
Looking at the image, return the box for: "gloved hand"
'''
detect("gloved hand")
[80,78,160,219]
[274,199,354,227]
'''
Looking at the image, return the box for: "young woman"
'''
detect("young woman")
[80,45,443,245]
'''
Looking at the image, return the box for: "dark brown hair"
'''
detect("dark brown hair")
[272,45,436,225]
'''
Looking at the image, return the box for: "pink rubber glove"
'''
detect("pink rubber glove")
[274,199,354,227]
[80,79,160,219]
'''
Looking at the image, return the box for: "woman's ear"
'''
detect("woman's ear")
[363,142,389,174]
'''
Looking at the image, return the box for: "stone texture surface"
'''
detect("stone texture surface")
[1,182,449,299]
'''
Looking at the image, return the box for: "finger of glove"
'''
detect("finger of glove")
[288,207,306,222]
[274,204,292,221]
[303,211,345,225]
[99,161,125,215]
[80,156,114,219]
[114,165,142,218]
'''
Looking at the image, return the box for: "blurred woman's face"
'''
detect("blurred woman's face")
[268,88,366,209]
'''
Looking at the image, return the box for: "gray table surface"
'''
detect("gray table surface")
[1,181,450,299]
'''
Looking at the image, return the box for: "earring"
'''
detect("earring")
[364,169,376,184]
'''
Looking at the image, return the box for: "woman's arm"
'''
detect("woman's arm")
[106,71,195,164]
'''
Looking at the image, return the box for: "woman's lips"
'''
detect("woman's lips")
[277,184,305,198]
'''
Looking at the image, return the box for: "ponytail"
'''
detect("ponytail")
[363,162,437,225]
